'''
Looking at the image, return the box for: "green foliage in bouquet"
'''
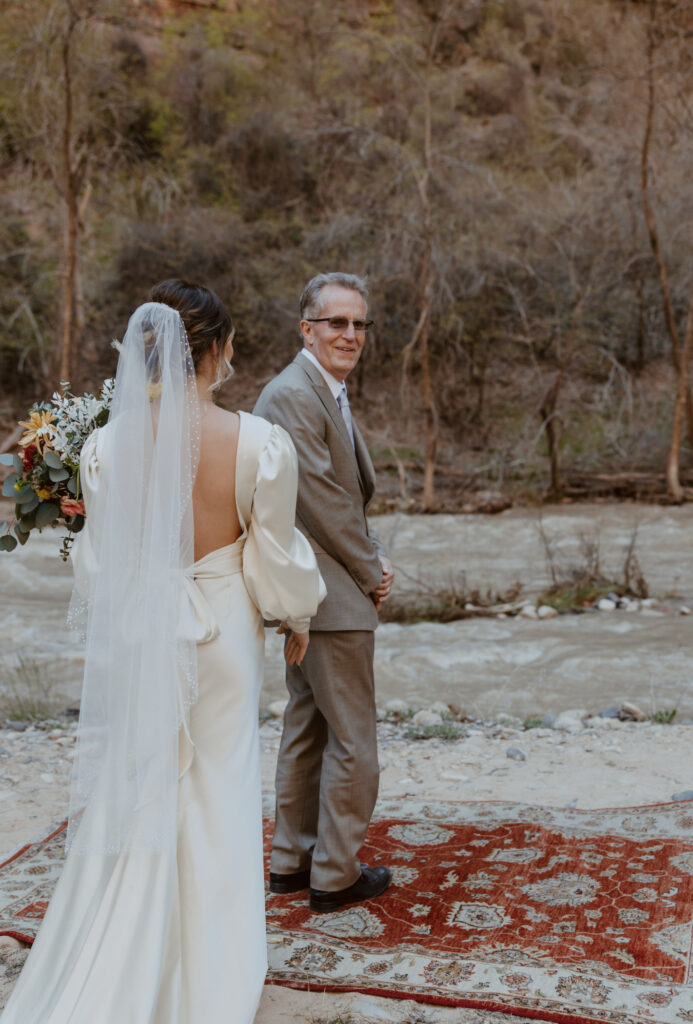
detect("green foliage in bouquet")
[1,380,113,560]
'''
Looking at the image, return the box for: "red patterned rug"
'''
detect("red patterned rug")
[2,800,693,1023]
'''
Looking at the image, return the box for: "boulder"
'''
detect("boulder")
[385,698,409,717]
[268,699,288,719]
[506,747,526,761]
[412,710,443,727]
[554,709,589,733]
[619,701,646,722]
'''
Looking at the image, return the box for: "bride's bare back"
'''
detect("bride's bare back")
[193,405,241,560]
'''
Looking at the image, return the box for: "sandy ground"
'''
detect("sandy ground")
[1,712,691,1023]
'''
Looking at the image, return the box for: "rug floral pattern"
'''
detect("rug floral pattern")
[264,801,693,1024]
[2,802,692,1023]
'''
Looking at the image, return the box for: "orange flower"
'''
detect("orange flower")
[18,410,55,453]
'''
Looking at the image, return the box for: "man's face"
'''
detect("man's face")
[300,285,367,382]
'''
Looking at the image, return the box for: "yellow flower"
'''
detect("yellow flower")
[18,410,55,453]
[36,487,53,499]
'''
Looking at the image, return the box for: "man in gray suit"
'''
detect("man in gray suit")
[254,272,394,913]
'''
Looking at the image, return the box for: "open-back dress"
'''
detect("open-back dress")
[0,411,325,1024]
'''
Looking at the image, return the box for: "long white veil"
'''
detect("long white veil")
[67,302,200,854]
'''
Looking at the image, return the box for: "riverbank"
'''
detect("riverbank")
[2,503,693,721]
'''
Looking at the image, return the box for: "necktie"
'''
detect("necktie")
[337,383,355,448]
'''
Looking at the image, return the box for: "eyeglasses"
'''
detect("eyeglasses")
[305,317,374,332]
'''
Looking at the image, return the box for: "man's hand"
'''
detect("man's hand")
[277,623,310,666]
[371,556,394,612]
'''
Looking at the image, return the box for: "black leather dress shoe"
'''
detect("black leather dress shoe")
[309,865,391,913]
[269,868,312,894]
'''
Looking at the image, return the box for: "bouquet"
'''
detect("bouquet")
[0,380,114,559]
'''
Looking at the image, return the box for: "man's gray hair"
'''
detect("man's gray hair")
[299,272,368,320]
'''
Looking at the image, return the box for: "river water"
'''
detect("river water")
[0,503,691,719]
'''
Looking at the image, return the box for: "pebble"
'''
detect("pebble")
[428,701,451,717]
[537,605,558,619]
[519,604,538,619]
[440,771,471,782]
[680,605,691,616]
[596,598,616,611]
[6,722,28,732]
[672,790,693,802]
[598,706,620,719]
[506,747,526,761]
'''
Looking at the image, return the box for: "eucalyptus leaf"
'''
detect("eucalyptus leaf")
[13,454,23,474]
[0,535,18,552]
[14,524,29,545]
[2,474,20,498]
[0,454,14,466]
[68,514,85,534]
[36,502,60,528]
[15,488,39,509]
[48,466,70,482]
[43,450,64,470]
[67,474,79,495]
[19,507,37,530]
[24,492,40,513]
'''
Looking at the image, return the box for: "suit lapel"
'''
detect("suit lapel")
[295,353,354,452]
[294,352,369,496]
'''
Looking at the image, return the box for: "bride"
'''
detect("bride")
[1,280,325,1023]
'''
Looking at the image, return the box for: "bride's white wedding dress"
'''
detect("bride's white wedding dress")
[1,410,324,1024]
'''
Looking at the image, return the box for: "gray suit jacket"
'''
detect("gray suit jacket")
[253,352,384,631]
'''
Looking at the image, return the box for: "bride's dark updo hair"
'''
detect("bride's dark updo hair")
[148,279,233,373]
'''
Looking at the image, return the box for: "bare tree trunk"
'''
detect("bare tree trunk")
[419,39,438,512]
[667,284,693,502]
[540,371,563,499]
[58,8,78,388]
[420,305,436,510]
[641,2,693,448]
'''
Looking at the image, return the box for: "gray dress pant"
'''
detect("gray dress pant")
[270,630,379,892]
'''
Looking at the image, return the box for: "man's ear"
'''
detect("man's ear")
[300,320,314,346]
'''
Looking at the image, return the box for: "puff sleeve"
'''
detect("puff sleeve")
[242,423,326,633]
